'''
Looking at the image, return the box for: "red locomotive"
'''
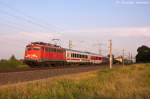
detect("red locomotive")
[24,42,105,66]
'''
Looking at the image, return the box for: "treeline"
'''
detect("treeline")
[136,45,150,63]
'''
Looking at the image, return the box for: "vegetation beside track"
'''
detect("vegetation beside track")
[0,55,29,71]
[0,63,150,99]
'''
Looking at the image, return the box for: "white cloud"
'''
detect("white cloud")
[65,27,150,37]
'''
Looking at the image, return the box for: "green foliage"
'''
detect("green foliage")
[9,54,17,61]
[0,55,28,70]
[136,45,150,63]
[0,64,150,99]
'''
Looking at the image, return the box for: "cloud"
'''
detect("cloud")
[65,27,150,37]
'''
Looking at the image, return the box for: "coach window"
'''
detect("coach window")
[57,49,60,53]
[49,48,51,52]
[74,53,75,57]
[75,54,77,58]
[74,53,76,58]
[51,48,53,52]
[67,53,70,57]
[99,57,101,60]
[76,54,78,58]
[78,54,80,58]
[82,55,84,58]
[52,48,56,52]
[83,55,85,58]
[59,49,63,53]
[57,49,59,53]
[86,55,87,58]
[77,54,79,58]
[51,48,54,52]
[84,55,86,58]
[54,49,56,52]
[86,55,88,58]
[55,49,58,52]
[59,49,62,53]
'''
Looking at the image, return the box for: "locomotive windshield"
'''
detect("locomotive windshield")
[32,47,40,51]
[26,46,41,51]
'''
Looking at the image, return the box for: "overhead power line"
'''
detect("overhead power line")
[0,9,52,32]
[0,1,63,33]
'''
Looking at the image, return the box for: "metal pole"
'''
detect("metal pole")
[109,40,112,69]
[122,49,125,66]
[69,40,72,49]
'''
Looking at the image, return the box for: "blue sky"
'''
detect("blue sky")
[0,0,150,59]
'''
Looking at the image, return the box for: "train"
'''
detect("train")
[24,42,107,66]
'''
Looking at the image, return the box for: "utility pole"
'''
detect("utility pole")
[131,52,133,63]
[128,52,130,60]
[109,40,112,69]
[122,49,125,66]
[69,40,73,49]
[99,43,102,55]
[99,49,102,55]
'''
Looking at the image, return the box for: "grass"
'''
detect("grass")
[0,59,29,71]
[0,64,150,99]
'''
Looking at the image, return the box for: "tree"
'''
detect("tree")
[136,45,150,63]
[9,54,17,61]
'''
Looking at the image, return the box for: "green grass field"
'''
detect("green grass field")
[0,64,150,99]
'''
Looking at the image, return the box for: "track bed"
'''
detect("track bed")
[0,65,107,86]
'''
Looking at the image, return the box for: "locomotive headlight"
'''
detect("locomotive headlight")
[26,54,30,57]
[32,54,38,58]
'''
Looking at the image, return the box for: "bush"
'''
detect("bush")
[0,55,28,70]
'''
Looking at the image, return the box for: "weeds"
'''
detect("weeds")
[0,64,149,99]
[0,59,28,70]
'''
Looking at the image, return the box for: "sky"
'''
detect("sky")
[0,0,150,59]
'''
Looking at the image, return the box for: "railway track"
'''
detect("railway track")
[0,65,107,86]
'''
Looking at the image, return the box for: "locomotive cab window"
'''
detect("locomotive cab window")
[33,47,41,51]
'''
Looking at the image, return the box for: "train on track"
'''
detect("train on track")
[24,42,108,66]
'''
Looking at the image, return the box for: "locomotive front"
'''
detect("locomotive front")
[24,43,43,65]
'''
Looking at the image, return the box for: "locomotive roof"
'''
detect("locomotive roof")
[28,42,62,48]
